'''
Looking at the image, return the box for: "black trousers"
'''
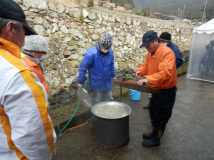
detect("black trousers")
[149,86,177,127]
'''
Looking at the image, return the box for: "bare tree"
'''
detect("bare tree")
[148,7,152,16]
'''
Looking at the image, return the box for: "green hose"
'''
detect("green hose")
[58,77,88,136]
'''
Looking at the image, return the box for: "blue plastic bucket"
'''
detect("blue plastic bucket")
[130,89,141,101]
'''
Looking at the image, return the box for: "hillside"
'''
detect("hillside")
[133,0,214,22]
[134,0,204,8]
[46,0,214,22]
[46,0,78,7]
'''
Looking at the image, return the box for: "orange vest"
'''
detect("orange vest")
[136,43,177,89]
[21,53,49,96]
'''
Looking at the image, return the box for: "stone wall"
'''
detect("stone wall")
[14,0,194,109]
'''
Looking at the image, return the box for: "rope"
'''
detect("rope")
[58,77,89,136]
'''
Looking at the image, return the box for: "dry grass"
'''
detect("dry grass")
[46,0,78,7]
[46,0,130,13]
[49,100,89,125]
[177,61,188,77]
[112,85,130,98]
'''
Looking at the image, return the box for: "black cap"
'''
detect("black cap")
[140,30,158,48]
[160,32,171,42]
[0,0,37,35]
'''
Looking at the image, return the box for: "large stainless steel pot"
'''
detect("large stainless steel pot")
[91,101,131,148]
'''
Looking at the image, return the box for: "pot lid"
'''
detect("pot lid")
[91,101,131,119]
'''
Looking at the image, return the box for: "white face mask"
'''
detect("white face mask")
[101,49,109,53]
[40,54,46,62]
[162,42,167,46]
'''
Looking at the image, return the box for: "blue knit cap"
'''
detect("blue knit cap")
[99,33,113,49]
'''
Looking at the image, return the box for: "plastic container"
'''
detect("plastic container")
[130,89,141,101]
[77,88,93,108]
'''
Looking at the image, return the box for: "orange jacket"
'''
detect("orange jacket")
[21,53,49,95]
[136,43,177,89]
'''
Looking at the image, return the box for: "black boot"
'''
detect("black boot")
[142,125,166,147]
[143,125,166,140]
[143,97,151,109]
[142,133,152,140]
[143,103,150,109]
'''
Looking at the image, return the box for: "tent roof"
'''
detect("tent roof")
[193,18,214,34]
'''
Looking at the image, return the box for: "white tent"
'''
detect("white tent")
[193,19,214,34]
[186,18,214,83]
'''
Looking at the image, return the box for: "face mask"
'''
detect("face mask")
[162,42,167,46]
[40,54,46,62]
[101,49,109,53]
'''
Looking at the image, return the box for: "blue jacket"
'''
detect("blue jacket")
[167,42,183,68]
[78,44,115,91]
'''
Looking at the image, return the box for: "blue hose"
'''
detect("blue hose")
[58,77,89,136]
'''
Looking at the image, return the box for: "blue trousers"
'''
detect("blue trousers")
[149,86,177,127]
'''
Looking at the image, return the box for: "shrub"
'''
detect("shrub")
[87,0,94,7]
[98,2,104,7]
[79,11,84,21]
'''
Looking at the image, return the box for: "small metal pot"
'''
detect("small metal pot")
[91,101,131,148]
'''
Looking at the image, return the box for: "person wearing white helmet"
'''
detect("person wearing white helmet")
[21,35,49,95]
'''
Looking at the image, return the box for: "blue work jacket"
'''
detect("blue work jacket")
[78,44,115,91]
[167,42,184,68]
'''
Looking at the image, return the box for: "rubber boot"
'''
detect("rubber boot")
[143,125,166,140]
[143,96,151,109]
[142,133,152,140]
[142,125,166,147]
[143,103,150,109]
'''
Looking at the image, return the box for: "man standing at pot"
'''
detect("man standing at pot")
[143,32,183,109]
[21,35,49,96]
[136,30,177,147]
[78,33,117,104]
[0,0,56,159]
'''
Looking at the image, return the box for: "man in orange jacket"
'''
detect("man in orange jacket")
[136,30,177,147]
[21,35,49,96]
